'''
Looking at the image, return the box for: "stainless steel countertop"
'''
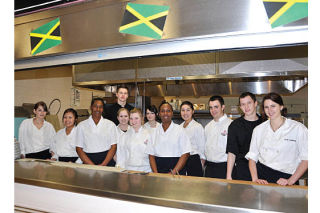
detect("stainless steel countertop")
[15,160,308,212]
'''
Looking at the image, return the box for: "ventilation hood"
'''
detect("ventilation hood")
[72,45,307,96]
[14,0,308,96]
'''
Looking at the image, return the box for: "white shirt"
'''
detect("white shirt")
[146,121,192,157]
[245,118,308,174]
[75,116,117,153]
[204,114,233,162]
[144,121,160,135]
[19,118,56,155]
[51,127,78,159]
[180,119,206,159]
[122,127,152,172]
[115,125,131,168]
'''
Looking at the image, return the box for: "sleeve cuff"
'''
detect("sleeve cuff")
[245,152,258,162]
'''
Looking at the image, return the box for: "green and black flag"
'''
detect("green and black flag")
[30,18,62,55]
[263,0,308,28]
[119,3,170,40]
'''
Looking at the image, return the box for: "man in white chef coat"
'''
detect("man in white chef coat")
[204,95,232,178]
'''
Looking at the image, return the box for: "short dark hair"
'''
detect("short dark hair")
[90,97,105,107]
[239,92,257,105]
[34,101,48,112]
[116,85,129,94]
[209,95,224,106]
[180,101,194,111]
[159,100,173,112]
[62,108,78,126]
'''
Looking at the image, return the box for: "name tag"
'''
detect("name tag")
[284,138,296,142]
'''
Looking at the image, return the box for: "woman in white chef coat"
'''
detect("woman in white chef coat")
[144,105,160,133]
[75,97,117,166]
[51,108,79,162]
[114,108,131,168]
[180,101,205,177]
[246,92,308,186]
[120,108,152,172]
[146,101,192,175]
[19,101,56,160]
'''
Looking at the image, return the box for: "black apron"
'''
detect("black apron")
[58,156,78,163]
[155,156,187,175]
[85,150,116,166]
[256,161,298,184]
[204,161,227,179]
[26,149,51,160]
[186,154,203,177]
[234,160,252,181]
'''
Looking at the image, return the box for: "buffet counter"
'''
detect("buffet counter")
[15,159,308,212]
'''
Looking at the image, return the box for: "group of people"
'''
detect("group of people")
[18,85,308,186]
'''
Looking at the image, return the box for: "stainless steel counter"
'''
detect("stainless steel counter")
[15,160,308,212]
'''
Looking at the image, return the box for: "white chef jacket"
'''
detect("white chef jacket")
[51,127,78,159]
[144,121,160,135]
[115,125,131,168]
[19,118,56,155]
[146,121,192,157]
[75,116,117,153]
[122,127,152,172]
[204,114,233,162]
[180,119,206,159]
[245,118,308,174]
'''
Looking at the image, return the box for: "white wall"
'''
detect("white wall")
[14,76,105,128]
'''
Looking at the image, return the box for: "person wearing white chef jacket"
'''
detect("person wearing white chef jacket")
[75,97,117,166]
[146,101,192,175]
[51,108,79,162]
[19,101,56,160]
[114,108,131,168]
[246,92,308,186]
[120,108,152,172]
[204,95,233,179]
[180,101,205,177]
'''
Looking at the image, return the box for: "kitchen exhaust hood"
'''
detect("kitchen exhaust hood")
[72,45,307,96]
[14,0,308,96]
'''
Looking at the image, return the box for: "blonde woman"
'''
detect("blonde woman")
[120,108,152,172]
[114,108,131,168]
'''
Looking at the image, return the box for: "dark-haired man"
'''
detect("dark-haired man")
[103,85,134,125]
[226,92,263,181]
[204,95,232,178]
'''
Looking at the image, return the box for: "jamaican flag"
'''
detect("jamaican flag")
[30,18,62,55]
[119,3,170,40]
[263,0,308,28]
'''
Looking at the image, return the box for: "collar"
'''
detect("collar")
[89,115,102,127]
[214,114,227,123]
[160,121,174,133]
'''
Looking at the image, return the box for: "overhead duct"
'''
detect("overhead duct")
[72,45,307,96]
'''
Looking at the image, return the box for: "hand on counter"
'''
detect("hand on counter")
[253,179,269,185]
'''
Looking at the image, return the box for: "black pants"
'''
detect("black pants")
[257,162,297,184]
[155,156,186,175]
[186,154,203,177]
[85,150,116,166]
[234,161,252,181]
[205,161,227,179]
[59,157,78,163]
[26,149,51,160]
